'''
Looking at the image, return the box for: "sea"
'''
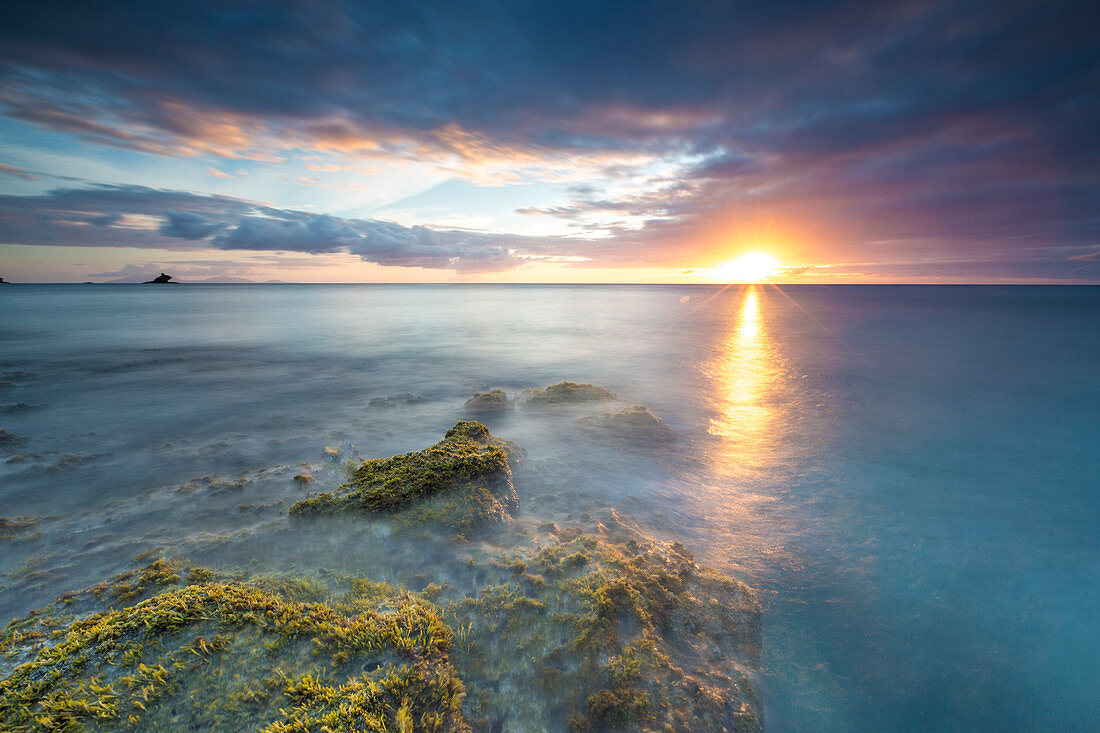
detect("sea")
[1,283,1097,731]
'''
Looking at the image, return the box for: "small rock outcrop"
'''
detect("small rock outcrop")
[142,272,176,284]
[290,421,523,535]
[519,381,617,406]
[576,404,677,444]
[463,389,508,414]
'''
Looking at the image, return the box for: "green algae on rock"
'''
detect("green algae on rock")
[0,560,468,733]
[1,529,763,733]
[575,404,676,445]
[519,381,618,406]
[446,535,762,732]
[289,422,522,536]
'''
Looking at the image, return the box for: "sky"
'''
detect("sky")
[0,0,1097,283]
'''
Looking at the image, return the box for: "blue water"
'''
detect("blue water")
[1,284,1097,731]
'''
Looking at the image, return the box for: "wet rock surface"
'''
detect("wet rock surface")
[289,422,521,537]
[463,389,508,415]
[519,382,618,407]
[576,405,677,445]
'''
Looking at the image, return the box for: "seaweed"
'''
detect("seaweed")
[446,536,762,732]
[0,561,469,733]
[289,422,521,535]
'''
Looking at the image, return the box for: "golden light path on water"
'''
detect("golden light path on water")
[694,284,798,576]
[708,286,781,473]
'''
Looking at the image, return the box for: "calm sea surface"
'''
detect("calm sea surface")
[1,284,1097,731]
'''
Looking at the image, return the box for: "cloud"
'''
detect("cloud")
[159,210,226,239]
[3,1,1095,169]
[214,215,355,254]
[0,1,1097,279]
[0,184,565,272]
[0,163,40,180]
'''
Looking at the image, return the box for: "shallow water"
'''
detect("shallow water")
[1,283,1097,731]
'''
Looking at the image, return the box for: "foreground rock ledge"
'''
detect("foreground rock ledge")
[0,538,762,733]
[0,561,467,733]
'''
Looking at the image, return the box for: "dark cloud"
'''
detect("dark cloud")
[2,1,1096,158]
[159,210,224,239]
[214,215,355,253]
[0,184,561,271]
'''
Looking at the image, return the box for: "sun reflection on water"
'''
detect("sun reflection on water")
[708,286,783,474]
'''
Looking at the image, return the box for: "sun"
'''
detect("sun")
[713,252,781,283]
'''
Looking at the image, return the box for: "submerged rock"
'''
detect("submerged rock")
[575,404,676,444]
[463,389,508,414]
[369,394,427,408]
[290,421,522,535]
[0,559,468,732]
[449,535,761,731]
[519,381,618,406]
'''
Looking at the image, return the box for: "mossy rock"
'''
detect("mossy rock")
[575,405,676,445]
[290,422,522,535]
[0,560,468,733]
[519,382,617,407]
[462,390,508,414]
[447,536,762,732]
[1,533,762,733]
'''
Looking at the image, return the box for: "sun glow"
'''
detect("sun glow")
[712,252,781,283]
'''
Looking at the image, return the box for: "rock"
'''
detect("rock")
[518,381,617,406]
[575,404,676,444]
[369,394,426,408]
[464,389,508,414]
[290,421,523,535]
[0,560,468,732]
[142,272,177,284]
[450,535,762,732]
